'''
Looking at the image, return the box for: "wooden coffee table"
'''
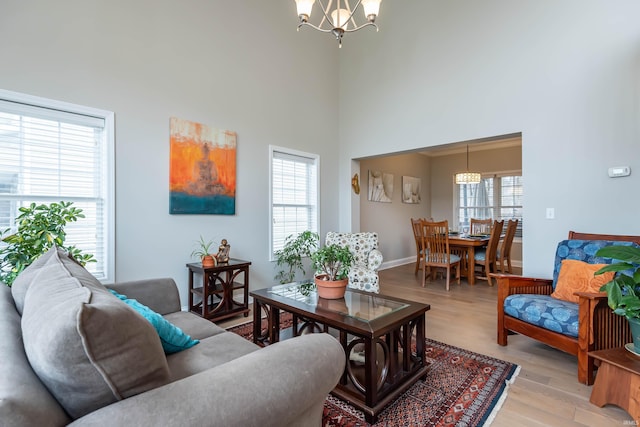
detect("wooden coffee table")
[250,283,431,423]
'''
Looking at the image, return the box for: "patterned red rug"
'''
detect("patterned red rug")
[227,315,519,427]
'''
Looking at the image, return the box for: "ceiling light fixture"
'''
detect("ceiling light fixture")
[294,0,382,48]
[454,145,481,185]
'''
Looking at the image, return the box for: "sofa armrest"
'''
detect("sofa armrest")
[368,249,383,271]
[106,278,181,315]
[70,333,344,427]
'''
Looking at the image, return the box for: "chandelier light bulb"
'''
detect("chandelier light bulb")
[295,0,314,19]
[361,0,381,21]
[331,8,351,30]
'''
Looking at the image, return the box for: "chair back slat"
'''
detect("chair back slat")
[497,219,518,272]
[485,220,504,264]
[421,220,450,264]
[419,219,460,290]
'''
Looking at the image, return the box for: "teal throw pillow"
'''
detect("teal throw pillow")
[109,289,199,354]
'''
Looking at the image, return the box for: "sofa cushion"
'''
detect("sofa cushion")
[163,311,227,340]
[109,289,199,354]
[503,294,579,338]
[551,259,615,303]
[166,331,260,382]
[21,249,170,419]
[10,245,58,315]
[0,285,71,427]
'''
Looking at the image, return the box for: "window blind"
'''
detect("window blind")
[0,95,111,280]
[271,148,318,257]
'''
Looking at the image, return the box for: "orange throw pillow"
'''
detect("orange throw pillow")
[551,260,615,303]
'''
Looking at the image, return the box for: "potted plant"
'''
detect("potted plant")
[595,245,640,352]
[311,243,354,299]
[0,201,95,286]
[274,231,319,284]
[191,236,217,268]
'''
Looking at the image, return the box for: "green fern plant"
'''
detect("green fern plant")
[274,231,319,284]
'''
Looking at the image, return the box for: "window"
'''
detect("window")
[0,90,115,282]
[269,146,319,259]
[455,172,523,237]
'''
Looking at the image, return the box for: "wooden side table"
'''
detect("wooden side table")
[589,346,640,423]
[186,258,251,322]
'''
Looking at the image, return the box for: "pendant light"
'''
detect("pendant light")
[454,145,481,185]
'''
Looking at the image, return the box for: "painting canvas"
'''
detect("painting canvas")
[170,117,236,215]
[402,176,421,204]
[368,170,393,203]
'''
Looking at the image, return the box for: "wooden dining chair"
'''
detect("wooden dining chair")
[410,218,425,275]
[419,219,461,291]
[497,219,518,273]
[470,218,492,235]
[473,220,504,286]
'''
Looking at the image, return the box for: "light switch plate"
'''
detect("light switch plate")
[546,208,555,219]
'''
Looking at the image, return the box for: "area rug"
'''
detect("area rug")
[227,315,519,427]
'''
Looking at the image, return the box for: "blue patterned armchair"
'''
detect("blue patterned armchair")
[325,232,383,293]
[496,231,640,385]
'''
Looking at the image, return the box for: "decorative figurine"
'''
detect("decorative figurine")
[216,239,230,263]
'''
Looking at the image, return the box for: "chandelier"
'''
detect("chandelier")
[454,145,481,185]
[294,0,382,48]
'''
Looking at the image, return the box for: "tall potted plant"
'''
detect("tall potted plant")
[0,201,95,286]
[274,231,319,284]
[595,245,640,352]
[311,244,354,299]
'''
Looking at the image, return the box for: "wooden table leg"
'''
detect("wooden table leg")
[468,247,476,285]
[590,359,640,422]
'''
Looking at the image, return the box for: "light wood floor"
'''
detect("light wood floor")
[220,264,633,426]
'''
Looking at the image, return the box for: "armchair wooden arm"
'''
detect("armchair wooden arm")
[576,292,631,384]
[495,274,553,347]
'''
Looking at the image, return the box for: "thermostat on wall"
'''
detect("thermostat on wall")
[608,166,631,178]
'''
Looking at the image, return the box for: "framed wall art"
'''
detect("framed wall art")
[169,117,237,215]
[402,176,421,204]
[368,170,393,203]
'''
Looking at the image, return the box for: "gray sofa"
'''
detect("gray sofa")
[0,247,345,427]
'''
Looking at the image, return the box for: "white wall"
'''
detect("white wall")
[340,0,640,278]
[0,0,341,303]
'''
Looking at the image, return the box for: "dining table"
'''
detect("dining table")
[448,234,490,285]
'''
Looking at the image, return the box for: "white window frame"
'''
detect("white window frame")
[0,89,115,283]
[454,169,523,238]
[269,145,320,261]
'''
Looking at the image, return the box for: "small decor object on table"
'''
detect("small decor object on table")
[216,239,230,263]
[191,236,217,268]
[311,244,353,299]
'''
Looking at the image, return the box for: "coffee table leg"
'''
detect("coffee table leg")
[269,306,280,344]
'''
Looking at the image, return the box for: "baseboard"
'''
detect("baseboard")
[380,257,522,270]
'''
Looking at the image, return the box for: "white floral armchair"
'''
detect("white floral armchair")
[325,232,383,293]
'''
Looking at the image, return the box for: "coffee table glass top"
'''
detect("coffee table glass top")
[268,282,408,322]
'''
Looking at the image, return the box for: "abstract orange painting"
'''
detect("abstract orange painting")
[169,117,236,214]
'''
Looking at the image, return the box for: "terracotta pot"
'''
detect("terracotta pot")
[315,274,348,299]
[202,255,216,268]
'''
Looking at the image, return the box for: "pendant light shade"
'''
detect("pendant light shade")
[454,145,481,185]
